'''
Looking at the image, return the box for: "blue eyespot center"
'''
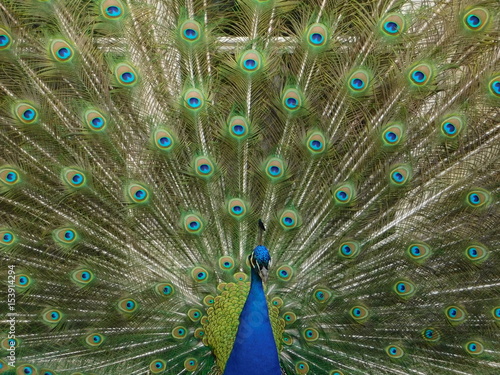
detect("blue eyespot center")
[0,34,10,47]
[23,366,33,375]
[412,70,426,83]
[81,272,90,280]
[310,33,324,44]
[134,189,146,200]
[342,245,351,255]
[390,347,397,355]
[425,329,433,338]
[351,78,365,89]
[233,125,245,135]
[159,137,171,147]
[286,97,298,108]
[188,97,200,107]
[91,117,104,128]
[467,14,481,28]
[244,59,257,70]
[184,28,198,40]
[469,343,477,351]
[189,221,200,230]
[411,246,421,256]
[385,131,398,142]
[106,6,122,17]
[3,233,13,242]
[232,205,242,214]
[469,193,480,204]
[444,122,456,134]
[163,286,171,294]
[306,330,313,337]
[316,291,324,300]
[19,276,28,285]
[283,217,294,226]
[384,21,399,34]
[494,308,500,317]
[51,312,60,320]
[449,308,457,317]
[468,247,478,257]
[310,140,322,150]
[121,72,135,83]
[198,164,211,174]
[6,172,17,182]
[57,47,71,59]
[269,166,281,176]
[72,174,83,184]
[93,335,101,342]
[393,172,404,182]
[155,362,163,368]
[280,270,288,277]
[492,81,500,94]
[64,230,74,240]
[23,109,35,120]
[397,283,406,292]
[336,191,348,201]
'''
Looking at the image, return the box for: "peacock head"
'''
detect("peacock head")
[249,245,272,283]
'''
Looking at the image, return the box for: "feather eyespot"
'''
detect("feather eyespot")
[101,0,125,20]
[271,297,283,308]
[182,213,204,234]
[279,209,300,230]
[194,156,215,178]
[187,308,202,322]
[118,298,138,313]
[333,183,355,205]
[313,288,332,303]
[203,295,215,306]
[382,123,404,146]
[17,365,37,375]
[306,131,327,155]
[183,89,205,111]
[0,167,21,187]
[155,282,174,297]
[445,305,467,325]
[283,311,296,324]
[227,198,247,219]
[172,326,187,339]
[191,267,208,283]
[303,328,319,342]
[228,116,250,140]
[53,227,79,248]
[339,240,360,259]
[440,116,464,138]
[330,371,345,375]
[307,23,327,48]
[276,265,293,281]
[239,50,262,73]
[350,305,369,322]
[463,8,490,31]
[489,76,500,97]
[126,183,150,204]
[62,168,87,189]
[406,242,432,264]
[295,361,310,374]
[218,256,235,271]
[281,88,302,112]
[85,333,104,347]
[71,269,94,286]
[465,244,488,263]
[153,128,176,152]
[348,69,370,94]
[84,109,107,132]
[0,229,17,247]
[422,327,441,343]
[42,309,63,325]
[282,333,293,345]
[393,280,416,299]
[16,274,31,288]
[408,63,433,86]
[491,307,500,322]
[194,328,205,339]
[184,358,198,372]
[14,103,39,124]
[264,157,286,181]
[380,14,405,36]
[466,189,490,208]
[0,28,12,50]
[465,340,484,355]
[180,20,201,43]
[150,359,166,373]
[50,39,74,62]
[386,345,404,358]
[389,165,411,186]
[233,272,248,282]
[114,63,137,86]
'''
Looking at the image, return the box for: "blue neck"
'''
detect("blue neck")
[223,268,281,375]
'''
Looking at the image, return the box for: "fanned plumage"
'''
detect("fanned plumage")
[0,0,499,374]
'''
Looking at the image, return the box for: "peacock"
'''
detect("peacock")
[0,0,499,374]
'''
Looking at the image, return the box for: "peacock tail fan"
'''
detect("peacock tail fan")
[0,0,499,374]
